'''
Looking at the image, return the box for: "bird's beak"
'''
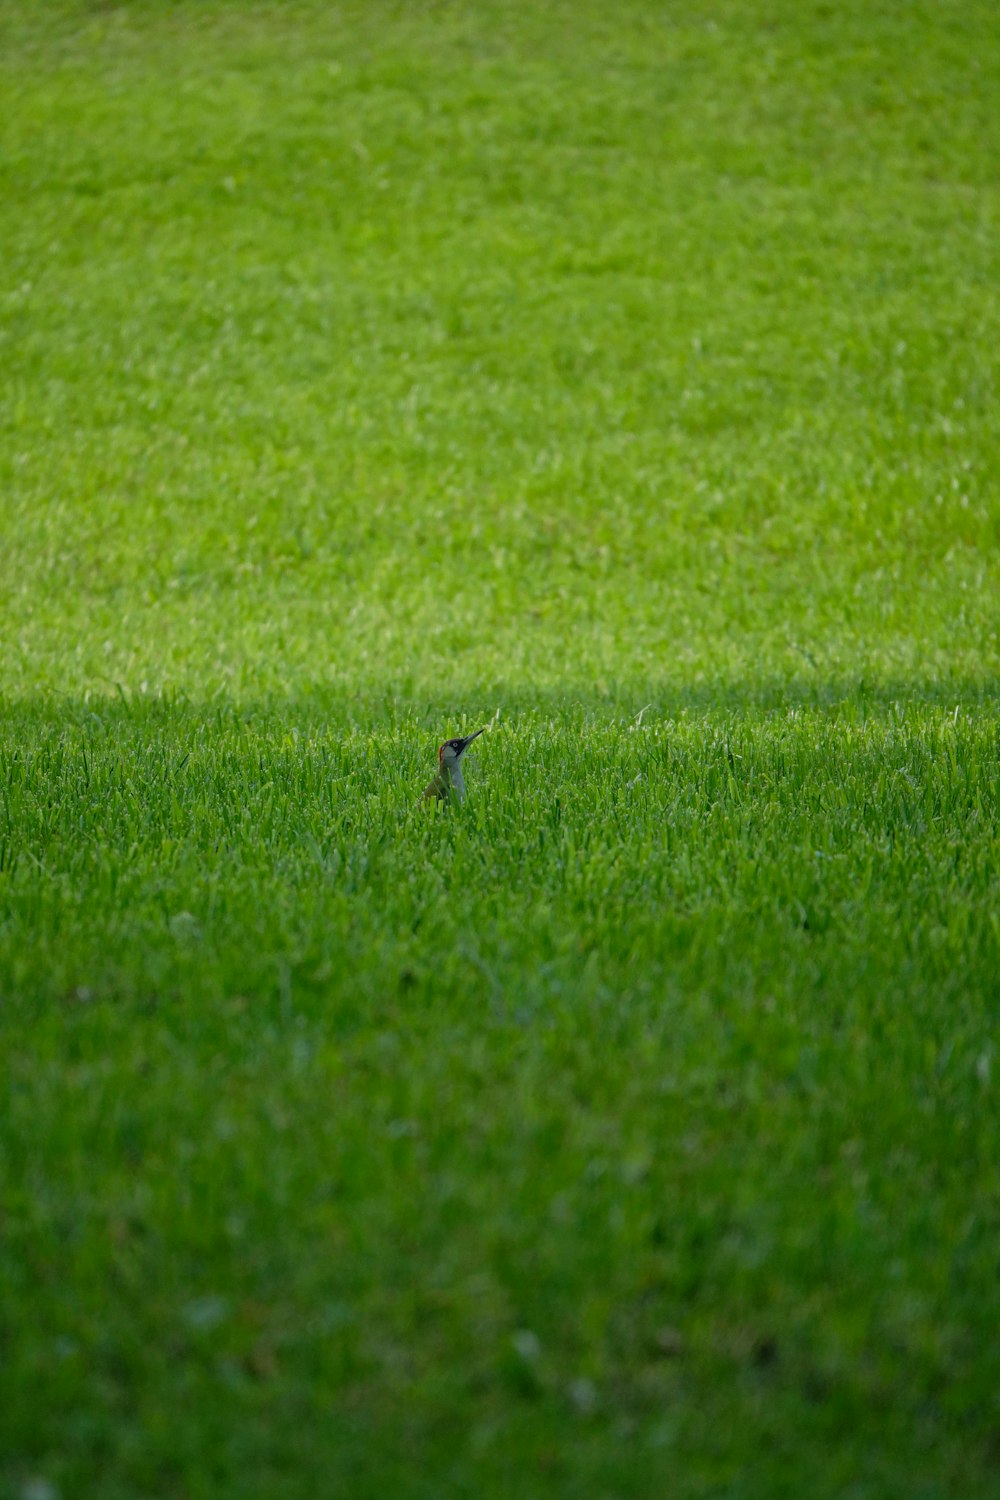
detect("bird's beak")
[457,728,487,754]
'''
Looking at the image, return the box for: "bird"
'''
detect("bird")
[422,728,487,804]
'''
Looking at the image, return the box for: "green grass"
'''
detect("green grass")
[1,2,999,1496]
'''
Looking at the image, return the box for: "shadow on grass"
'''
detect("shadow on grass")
[1,672,999,737]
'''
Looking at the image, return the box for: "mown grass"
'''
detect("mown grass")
[2,2,999,1497]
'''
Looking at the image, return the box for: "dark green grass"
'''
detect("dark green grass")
[3,690,999,1498]
[2,2,1000,1496]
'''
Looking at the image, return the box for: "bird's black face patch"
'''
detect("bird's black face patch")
[440,728,485,760]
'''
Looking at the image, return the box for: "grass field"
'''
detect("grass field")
[2,2,999,1496]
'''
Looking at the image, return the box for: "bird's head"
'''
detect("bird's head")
[439,728,486,766]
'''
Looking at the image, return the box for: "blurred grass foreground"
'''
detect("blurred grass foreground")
[1,3,999,1498]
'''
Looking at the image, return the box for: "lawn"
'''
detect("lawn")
[1,2,999,1496]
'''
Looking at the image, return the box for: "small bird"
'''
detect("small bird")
[422,728,487,804]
